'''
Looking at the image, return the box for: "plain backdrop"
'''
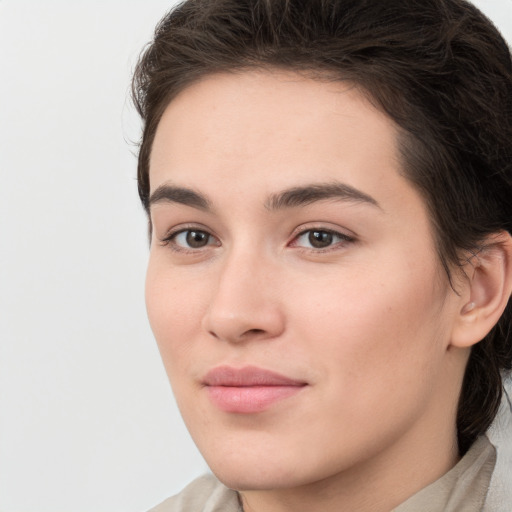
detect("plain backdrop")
[0,1,511,511]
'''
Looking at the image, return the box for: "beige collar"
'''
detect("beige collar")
[393,436,496,512]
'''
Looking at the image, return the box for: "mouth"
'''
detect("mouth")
[202,365,308,414]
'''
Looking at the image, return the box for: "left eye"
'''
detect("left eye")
[171,229,216,249]
[293,229,352,249]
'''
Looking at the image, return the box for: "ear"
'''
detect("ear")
[450,231,512,349]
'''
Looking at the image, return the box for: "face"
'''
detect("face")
[146,70,464,492]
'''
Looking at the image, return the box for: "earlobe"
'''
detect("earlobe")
[450,231,512,349]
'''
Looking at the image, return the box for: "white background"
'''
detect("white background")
[0,1,511,511]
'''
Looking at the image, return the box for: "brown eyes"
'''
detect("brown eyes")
[293,229,354,250]
[163,228,354,252]
[307,230,335,249]
[166,229,217,249]
[184,230,211,248]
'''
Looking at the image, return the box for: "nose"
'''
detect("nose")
[201,251,285,344]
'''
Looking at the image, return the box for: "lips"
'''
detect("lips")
[202,365,307,413]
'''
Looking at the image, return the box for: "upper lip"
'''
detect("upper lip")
[202,365,307,387]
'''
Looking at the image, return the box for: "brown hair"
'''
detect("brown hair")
[132,0,512,455]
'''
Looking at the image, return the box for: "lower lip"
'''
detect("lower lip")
[206,385,305,413]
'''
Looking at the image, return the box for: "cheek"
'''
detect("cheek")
[145,255,208,372]
[291,257,449,401]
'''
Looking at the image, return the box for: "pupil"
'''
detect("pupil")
[186,230,208,248]
[309,230,333,248]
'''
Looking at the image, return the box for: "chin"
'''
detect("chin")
[211,465,301,492]
[205,441,353,494]
[203,447,308,491]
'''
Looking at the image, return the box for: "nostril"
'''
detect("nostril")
[207,327,266,342]
[245,328,265,336]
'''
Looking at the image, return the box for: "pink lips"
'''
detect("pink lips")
[203,365,307,413]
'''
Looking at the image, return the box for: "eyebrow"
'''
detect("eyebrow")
[148,181,380,212]
[265,182,380,210]
[148,184,212,211]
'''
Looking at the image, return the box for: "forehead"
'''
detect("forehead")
[154,71,394,164]
[149,70,418,218]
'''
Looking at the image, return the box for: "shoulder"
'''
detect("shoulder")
[484,378,512,511]
[147,474,240,512]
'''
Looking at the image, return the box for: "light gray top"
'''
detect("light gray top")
[148,474,240,512]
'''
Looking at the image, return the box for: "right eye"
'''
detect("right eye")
[163,228,219,251]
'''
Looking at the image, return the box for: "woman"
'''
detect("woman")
[132,0,512,510]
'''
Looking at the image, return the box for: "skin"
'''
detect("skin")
[145,70,473,512]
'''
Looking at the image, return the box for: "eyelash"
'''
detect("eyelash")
[160,226,219,253]
[289,228,355,252]
[160,226,355,253]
